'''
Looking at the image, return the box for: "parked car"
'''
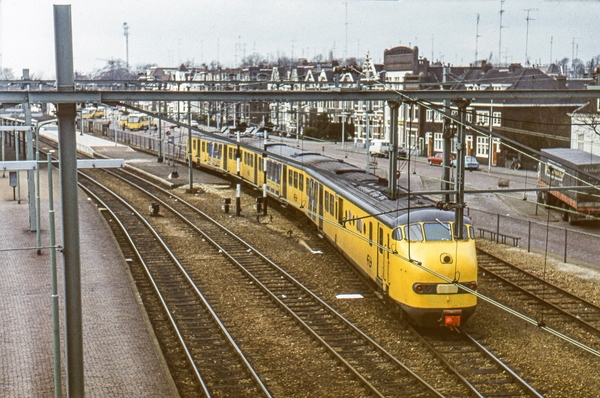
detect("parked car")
[368,140,391,158]
[451,156,480,171]
[397,147,408,159]
[427,153,455,165]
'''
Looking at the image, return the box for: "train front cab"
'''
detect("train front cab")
[389,212,478,328]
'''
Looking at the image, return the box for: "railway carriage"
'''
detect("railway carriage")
[187,134,477,327]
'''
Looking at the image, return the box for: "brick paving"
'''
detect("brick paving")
[1,138,178,397]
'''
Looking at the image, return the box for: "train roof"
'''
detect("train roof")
[260,142,439,226]
[201,132,458,227]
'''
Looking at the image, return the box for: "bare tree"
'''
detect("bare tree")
[0,67,15,80]
[91,59,137,80]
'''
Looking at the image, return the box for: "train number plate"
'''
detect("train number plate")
[437,284,458,294]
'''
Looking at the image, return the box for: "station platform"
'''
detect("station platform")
[0,133,184,396]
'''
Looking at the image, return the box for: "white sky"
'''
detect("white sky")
[0,0,598,79]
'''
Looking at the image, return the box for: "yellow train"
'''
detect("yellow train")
[125,113,151,131]
[187,134,478,327]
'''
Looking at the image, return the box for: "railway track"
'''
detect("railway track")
[77,175,271,397]
[31,134,552,396]
[477,249,600,350]
[415,327,543,398]
[78,165,549,397]
[82,167,447,397]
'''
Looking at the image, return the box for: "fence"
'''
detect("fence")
[468,206,600,267]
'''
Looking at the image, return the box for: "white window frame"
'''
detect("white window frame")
[426,109,434,122]
[433,132,443,151]
[492,111,502,127]
[476,111,489,126]
[476,136,489,157]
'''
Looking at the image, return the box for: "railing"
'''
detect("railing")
[468,207,599,267]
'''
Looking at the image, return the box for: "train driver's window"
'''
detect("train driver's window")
[404,224,423,242]
[423,222,452,241]
[391,227,403,240]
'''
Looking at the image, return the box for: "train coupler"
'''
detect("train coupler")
[442,309,462,330]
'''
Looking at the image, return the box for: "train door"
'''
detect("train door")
[318,183,324,231]
[222,144,228,170]
[337,197,344,224]
[375,224,389,293]
[282,165,288,199]
[253,154,258,185]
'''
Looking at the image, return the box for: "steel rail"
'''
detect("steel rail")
[477,249,600,335]
[108,166,446,398]
[78,175,272,398]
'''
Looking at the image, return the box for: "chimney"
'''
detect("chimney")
[556,75,567,89]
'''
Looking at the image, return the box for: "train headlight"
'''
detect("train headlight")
[412,283,436,294]
[440,253,453,264]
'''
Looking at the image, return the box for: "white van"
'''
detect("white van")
[369,140,391,157]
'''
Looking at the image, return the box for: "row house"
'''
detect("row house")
[380,46,590,168]
[570,82,600,155]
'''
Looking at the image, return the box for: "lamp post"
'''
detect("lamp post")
[34,119,58,255]
[47,150,62,398]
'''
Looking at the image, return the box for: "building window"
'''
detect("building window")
[426,109,434,122]
[476,111,489,126]
[577,133,585,150]
[476,136,489,157]
[434,132,443,151]
[492,112,502,126]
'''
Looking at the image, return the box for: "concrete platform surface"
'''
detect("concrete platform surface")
[0,146,178,396]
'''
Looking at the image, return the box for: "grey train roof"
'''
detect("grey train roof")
[260,141,441,226]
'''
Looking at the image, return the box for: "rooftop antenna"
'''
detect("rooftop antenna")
[524,8,537,65]
[550,36,553,65]
[123,22,129,70]
[344,1,348,61]
[498,0,506,66]
[475,13,481,63]
[571,37,581,75]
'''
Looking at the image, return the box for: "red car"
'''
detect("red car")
[427,153,455,165]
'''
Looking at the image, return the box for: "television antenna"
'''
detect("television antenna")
[524,8,537,65]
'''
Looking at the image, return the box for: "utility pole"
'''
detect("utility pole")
[123,22,129,70]
[54,5,84,396]
[524,8,537,65]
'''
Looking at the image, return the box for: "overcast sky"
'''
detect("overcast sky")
[0,0,598,79]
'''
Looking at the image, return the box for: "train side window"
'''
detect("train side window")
[356,218,362,232]
[329,194,334,216]
[325,192,329,213]
[378,227,384,254]
[404,224,423,242]
[289,170,293,186]
[293,171,298,188]
[202,142,206,152]
[299,174,304,191]
[368,222,373,246]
